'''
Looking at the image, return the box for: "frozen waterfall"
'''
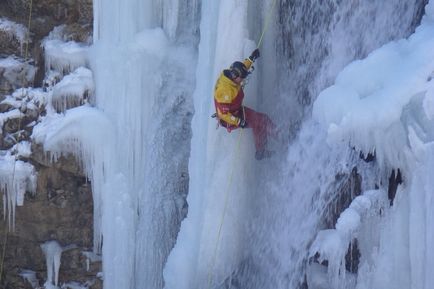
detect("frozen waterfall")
[77,0,431,289]
[90,0,198,288]
[164,0,426,289]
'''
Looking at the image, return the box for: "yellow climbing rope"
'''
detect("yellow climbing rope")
[206,0,277,288]
[206,127,244,289]
[25,0,34,61]
[0,0,34,282]
[257,0,278,49]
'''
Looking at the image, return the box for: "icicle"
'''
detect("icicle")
[0,153,37,230]
[40,240,63,288]
[51,67,94,112]
[308,190,388,289]
[32,104,114,252]
[42,38,89,75]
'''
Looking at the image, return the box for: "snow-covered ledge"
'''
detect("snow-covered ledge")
[0,56,37,90]
[0,17,28,54]
[51,67,94,112]
[42,39,88,74]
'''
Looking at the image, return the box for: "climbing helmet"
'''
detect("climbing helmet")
[230,61,248,79]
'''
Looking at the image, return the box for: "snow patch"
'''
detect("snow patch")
[0,109,23,134]
[19,269,39,288]
[51,67,94,111]
[313,12,434,169]
[0,18,28,53]
[0,56,37,89]
[309,190,387,289]
[11,141,32,158]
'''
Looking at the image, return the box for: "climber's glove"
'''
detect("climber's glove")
[249,49,260,62]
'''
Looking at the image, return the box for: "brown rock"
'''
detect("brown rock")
[0,1,97,287]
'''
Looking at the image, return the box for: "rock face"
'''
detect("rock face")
[2,162,100,289]
[0,0,93,90]
[0,1,100,288]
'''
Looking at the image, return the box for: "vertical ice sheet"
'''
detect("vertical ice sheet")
[354,140,434,289]
[92,1,164,287]
[90,28,168,288]
[308,3,434,288]
[239,1,428,288]
[91,0,198,288]
[164,0,259,288]
[163,0,221,287]
[89,0,429,288]
[274,0,426,133]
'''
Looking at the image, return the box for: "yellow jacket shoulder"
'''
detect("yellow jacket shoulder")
[214,73,239,104]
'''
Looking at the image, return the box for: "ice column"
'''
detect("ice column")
[41,240,63,288]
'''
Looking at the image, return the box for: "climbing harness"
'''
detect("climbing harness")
[206,0,277,288]
[0,0,34,282]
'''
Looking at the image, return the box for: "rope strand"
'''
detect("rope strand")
[257,0,278,48]
[207,129,244,289]
[206,0,277,287]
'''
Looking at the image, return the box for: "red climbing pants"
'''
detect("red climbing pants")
[243,106,276,152]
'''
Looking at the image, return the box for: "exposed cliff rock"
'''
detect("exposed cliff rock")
[0,0,92,92]
[0,0,99,288]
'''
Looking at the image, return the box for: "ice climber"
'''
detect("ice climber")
[213,49,276,160]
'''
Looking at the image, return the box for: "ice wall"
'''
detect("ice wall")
[235,1,428,288]
[166,1,429,289]
[311,3,434,288]
[164,0,261,288]
[91,0,199,288]
[91,15,165,289]
[88,0,429,288]
[274,0,426,132]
